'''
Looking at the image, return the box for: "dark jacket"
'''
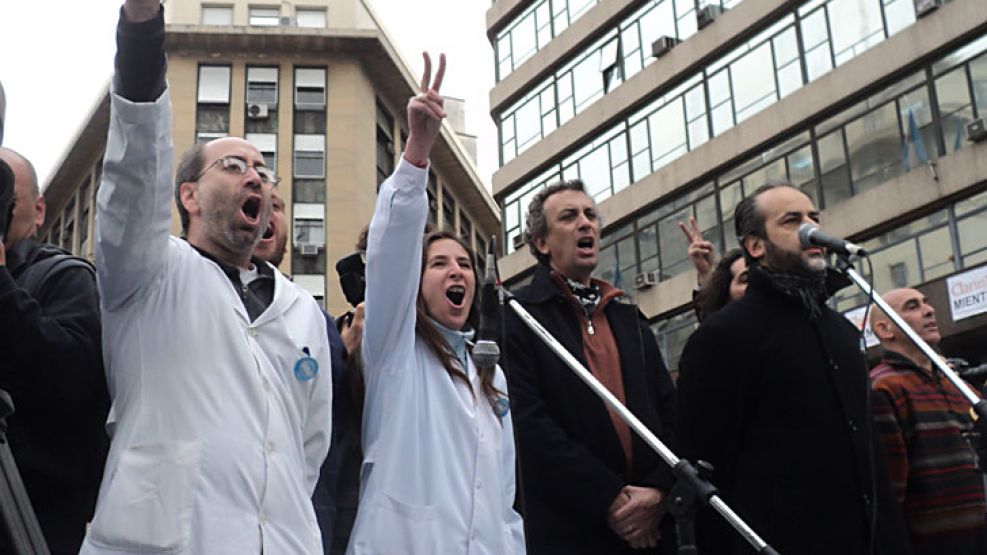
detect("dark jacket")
[312,311,361,555]
[675,266,911,555]
[0,240,109,554]
[503,263,676,554]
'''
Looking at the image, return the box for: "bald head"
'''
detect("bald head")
[0,147,45,249]
[869,288,941,352]
[0,147,39,198]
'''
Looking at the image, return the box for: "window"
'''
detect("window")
[651,310,699,376]
[196,65,231,138]
[246,67,278,105]
[294,275,326,307]
[249,6,279,26]
[442,196,456,233]
[294,134,325,178]
[296,8,326,28]
[245,133,277,171]
[196,132,227,144]
[427,172,439,228]
[201,5,233,25]
[197,66,231,104]
[295,68,327,110]
[62,199,76,252]
[376,102,395,187]
[293,203,326,247]
[459,209,472,244]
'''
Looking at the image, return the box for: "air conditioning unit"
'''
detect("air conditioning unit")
[512,234,526,251]
[697,5,725,29]
[299,244,319,256]
[634,271,659,290]
[913,0,941,18]
[651,36,680,59]
[966,118,987,142]
[279,16,296,26]
[247,103,269,119]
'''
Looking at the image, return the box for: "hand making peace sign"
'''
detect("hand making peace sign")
[403,52,447,167]
[678,216,716,287]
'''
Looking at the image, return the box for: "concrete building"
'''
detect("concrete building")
[487,0,987,375]
[41,0,497,316]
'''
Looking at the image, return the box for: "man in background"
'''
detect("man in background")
[0,145,108,554]
[870,288,987,555]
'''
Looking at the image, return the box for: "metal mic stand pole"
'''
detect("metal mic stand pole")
[836,256,987,420]
[0,391,50,554]
[502,289,780,555]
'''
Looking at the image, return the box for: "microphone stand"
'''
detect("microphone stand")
[835,255,987,420]
[500,287,780,555]
[0,391,50,554]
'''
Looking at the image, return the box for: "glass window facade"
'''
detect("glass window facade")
[832,188,987,313]
[650,309,698,375]
[502,32,987,285]
[497,0,918,167]
[494,0,599,81]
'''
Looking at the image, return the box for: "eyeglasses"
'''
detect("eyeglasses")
[194,155,281,186]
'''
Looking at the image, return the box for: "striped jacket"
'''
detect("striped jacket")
[870,351,987,554]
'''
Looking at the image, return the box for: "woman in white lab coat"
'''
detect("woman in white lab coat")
[346,54,525,555]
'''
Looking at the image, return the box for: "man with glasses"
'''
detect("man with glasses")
[80,1,332,553]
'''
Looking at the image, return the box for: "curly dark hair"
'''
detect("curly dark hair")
[695,248,746,321]
[524,179,592,265]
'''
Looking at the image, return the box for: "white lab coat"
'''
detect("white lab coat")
[346,160,525,554]
[80,90,331,554]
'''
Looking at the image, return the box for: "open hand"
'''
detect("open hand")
[678,216,715,286]
[403,53,447,167]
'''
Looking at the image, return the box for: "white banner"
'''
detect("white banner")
[843,305,879,349]
[947,265,987,322]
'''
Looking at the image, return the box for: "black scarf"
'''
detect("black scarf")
[563,276,601,317]
[755,264,829,319]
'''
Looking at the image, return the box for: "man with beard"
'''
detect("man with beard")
[675,182,911,554]
[869,289,987,555]
[80,1,332,553]
[504,180,677,554]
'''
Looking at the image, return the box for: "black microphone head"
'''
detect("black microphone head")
[797,222,818,248]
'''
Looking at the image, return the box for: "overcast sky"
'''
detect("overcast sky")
[0,0,496,189]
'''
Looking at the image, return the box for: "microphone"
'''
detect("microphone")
[473,237,500,369]
[798,223,867,256]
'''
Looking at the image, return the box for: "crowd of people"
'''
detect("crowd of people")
[0,1,986,554]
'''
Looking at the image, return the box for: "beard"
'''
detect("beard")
[200,196,269,256]
[763,240,827,276]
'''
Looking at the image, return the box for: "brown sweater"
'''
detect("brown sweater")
[552,272,633,477]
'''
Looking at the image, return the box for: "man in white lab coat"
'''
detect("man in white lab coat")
[80,1,332,553]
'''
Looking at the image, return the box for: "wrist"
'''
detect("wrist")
[123,2,160,24]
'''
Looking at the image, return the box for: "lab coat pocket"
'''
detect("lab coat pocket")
[355,492,438,554]
[89,441,202,553]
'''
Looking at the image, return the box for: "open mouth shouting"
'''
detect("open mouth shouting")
[446,284,467,307]
[576,236,596,257]
[240,195,262,227]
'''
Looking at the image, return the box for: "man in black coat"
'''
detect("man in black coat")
[504,179,676,554]
[0,147,109,554]
[675,182,911,554]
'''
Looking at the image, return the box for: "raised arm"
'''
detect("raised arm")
[361,53,447,370]
[95,0,174,311]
